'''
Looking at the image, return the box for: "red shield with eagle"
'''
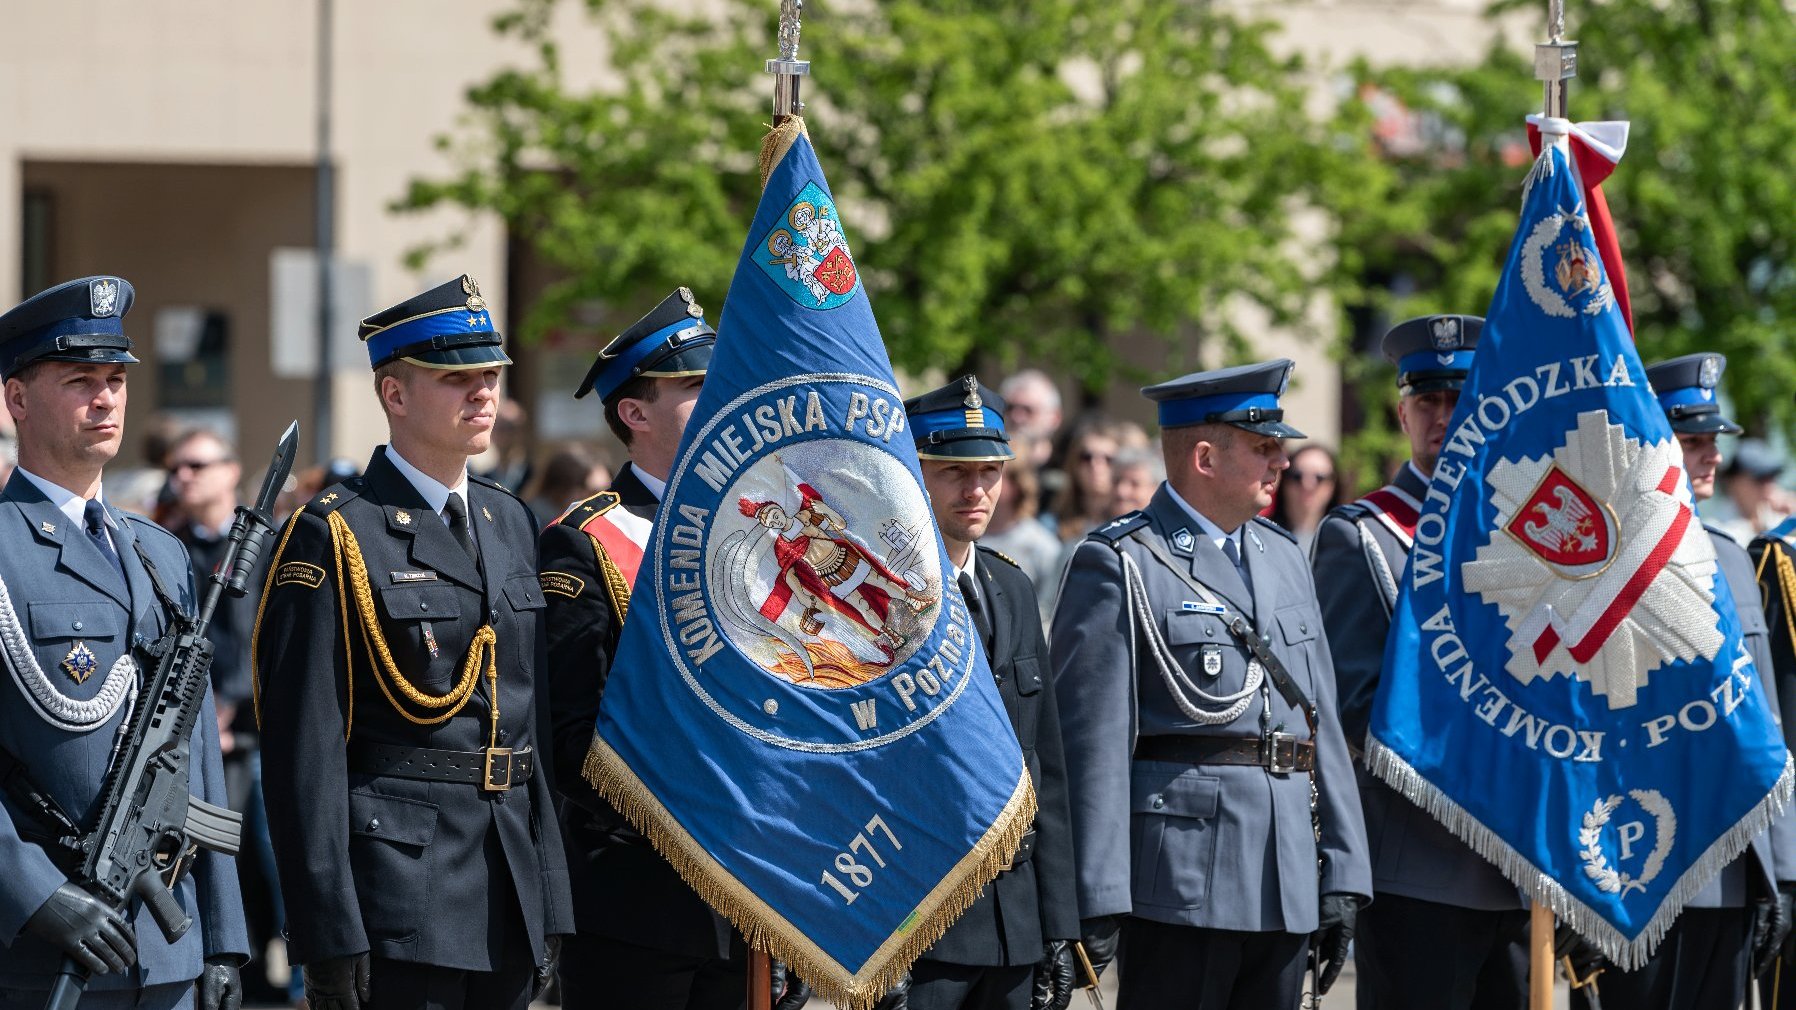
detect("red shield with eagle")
[1505,465,1615,571]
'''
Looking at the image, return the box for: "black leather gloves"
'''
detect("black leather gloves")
[872,971,911,1010]
[24,883,137,975]
[1031,940,1077,1010]
[197,957,244,1010]
[770,960,814,1010]
[1554,921,1606,989]
[1312,892,1360,995]
[1078,915,1122,977]
[1753,886,1796,977]
[534,935,563,1001]
[304,952,372,1010]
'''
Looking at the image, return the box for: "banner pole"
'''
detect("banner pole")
[749,950,773,1010]
[1530,904,1555,1010]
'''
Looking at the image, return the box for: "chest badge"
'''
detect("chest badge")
[1172,528,1195,554]
[1200,643,1223,677]
[40,521,55,535]
[62,642,100,685]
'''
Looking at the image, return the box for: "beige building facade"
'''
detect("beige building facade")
[0,0,1517,475]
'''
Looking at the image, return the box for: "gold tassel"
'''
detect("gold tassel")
[759,116,808,189]
[584,733,1037,1010]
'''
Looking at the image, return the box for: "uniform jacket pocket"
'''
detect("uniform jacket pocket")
[1130,765,1220,911]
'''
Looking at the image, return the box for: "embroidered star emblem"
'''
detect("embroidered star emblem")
[40,521,55,534]
[395,510,413,526]
[319,492,339,503]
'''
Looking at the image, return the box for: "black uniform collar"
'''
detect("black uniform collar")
[611,463,661,511]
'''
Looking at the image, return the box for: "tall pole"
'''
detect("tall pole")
[1530,8,1578,1000]
[312,0,336,464]
[750,12,807,1004]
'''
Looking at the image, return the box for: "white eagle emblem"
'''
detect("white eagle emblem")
[1430,316,1460,349]
[1462,410,1722,709]
[89,279,119,317]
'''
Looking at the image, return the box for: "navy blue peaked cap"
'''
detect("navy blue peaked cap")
[1382,314,1483,395]
[904,375,1013,462]
[1142,359,1305,438]
[1645,353,1742,435]
[0,276,140,380]
[575,287,716,403]
[360,274,511,370]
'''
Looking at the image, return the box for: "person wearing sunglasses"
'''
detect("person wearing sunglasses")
[1312,314,1530,1009]
[1267,445,1338,556]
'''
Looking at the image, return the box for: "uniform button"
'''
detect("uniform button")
[1151,796,1164,809]
[72,621,83,631]
[1299,623,1309,634]
[490,607,500,623]
[367,818,380,832]
[1205,627,1214,638]
[497,730,508,744]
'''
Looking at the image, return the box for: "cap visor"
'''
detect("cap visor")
[403,344,513,370]
[1670,414,1744,436]
[1401,377,1467,396]
[916,437,1015,462]
[1236,420,1306,439]
[37,349,141,367]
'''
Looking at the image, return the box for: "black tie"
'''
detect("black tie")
[958,570,994,656]
[84,499,125,583]
[443,493,478,563]
[1222,535,1253,597]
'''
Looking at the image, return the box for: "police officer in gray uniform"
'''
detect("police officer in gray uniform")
[1312,315,1531,1009]
[1576,353,1796,1009]
[0,277,247,1009]
[1051,360,1371,1010]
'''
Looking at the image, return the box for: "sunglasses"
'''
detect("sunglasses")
[167,458,232,475]
[1289,471,1335,486]
[1078,451,1114,465]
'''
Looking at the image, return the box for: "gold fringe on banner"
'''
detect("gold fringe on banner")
[585,734,1036,1010]
[760,116,808,189]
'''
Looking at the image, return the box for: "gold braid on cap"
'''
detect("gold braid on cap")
[326,511,501,749]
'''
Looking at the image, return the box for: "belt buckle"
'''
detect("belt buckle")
[1263,732,1298,775]
[483,747,515,791]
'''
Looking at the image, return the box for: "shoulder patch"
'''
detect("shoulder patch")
[976,545,1020,569]
[275,561,326,590]
[539,570,586,599]
[309,481,360,516]
[1086,511,1149,545]
[1253,515,1296,543]
[558,490,622,529]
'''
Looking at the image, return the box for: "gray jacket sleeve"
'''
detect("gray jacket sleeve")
[1311,511,1390,753]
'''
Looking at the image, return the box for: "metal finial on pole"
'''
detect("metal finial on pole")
[766,0,809,125]
[1535,0,1577,119]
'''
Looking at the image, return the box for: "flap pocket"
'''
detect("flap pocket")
[348,791,438,848]
[1130,769,1220,819]
[376,584,464,623]
[29,603,126,641]
[1276,605,1319,646]
[503,573,547,612]
[1012,655,1044,695]
[1163,611,1220,647]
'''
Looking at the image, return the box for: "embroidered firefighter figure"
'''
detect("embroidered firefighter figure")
[1521,201,1616,320]
[62,641,99,685]
[1463,410,1723,709]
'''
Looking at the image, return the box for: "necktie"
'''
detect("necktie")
[443,493,478,564]
[1222,535,1253,597]
[84,499,125,583]
[958,570,994,656]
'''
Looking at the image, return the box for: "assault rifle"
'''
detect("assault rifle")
[41,421,298,1009]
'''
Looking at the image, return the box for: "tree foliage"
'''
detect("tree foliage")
[401,0,1378,392]
[1336,0,1796,458]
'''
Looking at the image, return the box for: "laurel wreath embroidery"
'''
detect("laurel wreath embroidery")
[1580,789,1677,895]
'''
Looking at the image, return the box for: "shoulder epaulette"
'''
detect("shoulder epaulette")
[1253,515,1297,543]
[556,490,622,530]
[308,478,363,517]
[121,512,180,548]
[1326,501,1373,522]
[469,471,522,503]
[1087,511,1149,545]
[976,544,1020,569]
[1761,515,1796,549]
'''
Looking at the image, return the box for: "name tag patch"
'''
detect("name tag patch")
[539,571,585,599]
[275,562,325,590]
[390,570,438,583]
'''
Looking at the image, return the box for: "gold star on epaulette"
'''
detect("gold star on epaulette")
[319,492,339,503]
[584,505,596,513]
[395,510,413,525]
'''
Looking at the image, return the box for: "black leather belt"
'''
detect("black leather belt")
[1135,734,1315,773]
[999,829,1038,872]
[350,742,535,791]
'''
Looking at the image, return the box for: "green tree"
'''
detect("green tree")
[1335,0,1796,457]
[401,0,1382,393]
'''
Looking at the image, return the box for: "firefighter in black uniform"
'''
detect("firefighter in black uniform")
[255,275,574,1010]
[901,377,1080,1010]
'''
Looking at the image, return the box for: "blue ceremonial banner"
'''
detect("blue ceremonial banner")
[1367,121,1791,966]
[588,124,1034,1009]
